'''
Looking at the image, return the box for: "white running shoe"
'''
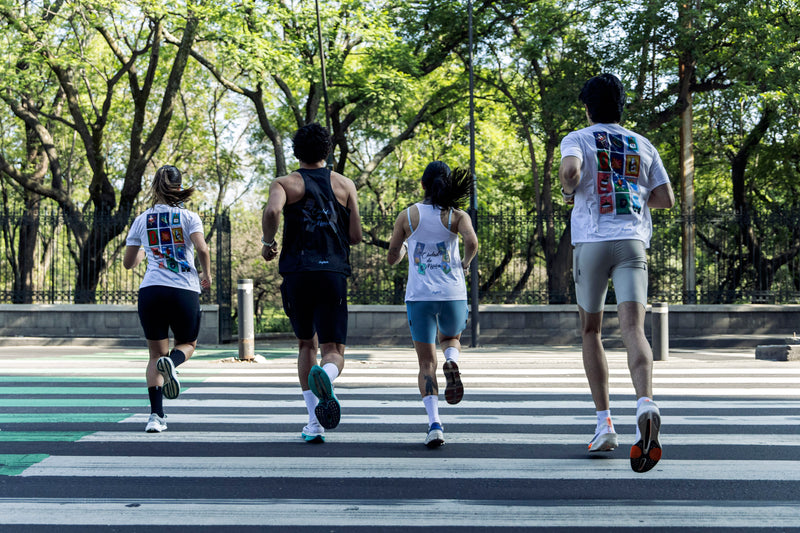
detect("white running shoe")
[630,399,662,473]
[588,416,618,452]
[156,357,180,400]
[424,422,445,448]
[144,413,167,433]
[301,423,325,443]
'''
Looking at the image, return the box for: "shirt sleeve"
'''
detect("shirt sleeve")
[125,216,142,246]
[560,131,584,161]
[186,211,204,236]
[646,146,670,189]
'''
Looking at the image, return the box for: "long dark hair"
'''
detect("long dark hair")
[149,165,195,207]
[421,161,472,210]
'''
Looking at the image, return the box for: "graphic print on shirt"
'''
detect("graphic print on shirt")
[593,131,643,217]
[146,212,193,274]
[413,241,454,276]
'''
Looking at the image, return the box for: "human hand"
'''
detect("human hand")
[262,242,279,262]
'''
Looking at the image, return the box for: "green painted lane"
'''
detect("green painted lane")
[0,376,144,383]
[0,387,148,395]
[0,431,91,442]
[0,454,49,476]
[0,399,148,407]
[0,413,131,423]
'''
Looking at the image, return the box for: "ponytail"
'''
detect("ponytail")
[149,165,195,207]
[422,161,472,210]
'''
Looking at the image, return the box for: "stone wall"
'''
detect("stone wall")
[346,304,800,347]
[0,304,219,346]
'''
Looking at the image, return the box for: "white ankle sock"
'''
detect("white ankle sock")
[635,397,654,441]
[444,347,459,363]
[422,394,440,426]
[596,410,612,432]
[302,389,318,425]
[323,362,339,382]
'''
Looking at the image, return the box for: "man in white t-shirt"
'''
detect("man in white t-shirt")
[559,73,675,473]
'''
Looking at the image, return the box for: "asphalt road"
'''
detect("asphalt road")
[1,342,799,532]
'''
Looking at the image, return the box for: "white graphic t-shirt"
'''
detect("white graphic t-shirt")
[125,204,204,292]
[560,123,670,247]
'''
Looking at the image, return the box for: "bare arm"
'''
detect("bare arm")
[455,211,478,270]
[261,180,287,262]
[386,211,409,266]
[190,231,212,289]
[558,155,582,194]
[345,179,362,245]
[123,246,144,270]
[647,182,676,209]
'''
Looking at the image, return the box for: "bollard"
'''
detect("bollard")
[651,302,669,361]
[237,279,255,361]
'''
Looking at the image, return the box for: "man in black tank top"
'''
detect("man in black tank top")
[261,123,362,442]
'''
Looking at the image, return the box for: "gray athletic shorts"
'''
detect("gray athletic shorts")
[573,240,648,313]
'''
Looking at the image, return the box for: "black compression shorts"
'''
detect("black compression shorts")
[137,285,202,343]
[280,271,348,344]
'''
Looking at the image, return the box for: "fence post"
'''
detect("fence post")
[651,302,669,361]
[237,279,255,361]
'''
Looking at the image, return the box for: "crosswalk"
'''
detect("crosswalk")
[1,344,800,530]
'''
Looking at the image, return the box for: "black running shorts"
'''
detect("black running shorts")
[280,271,348,344]
[137,285,202,343]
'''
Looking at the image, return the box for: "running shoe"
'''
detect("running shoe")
[443,360,464,405]
[144,413,167,433]
[308,365,341,430]
[156,356,180,400]
[301,423,325,443]
[630,400,662,473]
[588,416,618,452]
[425,422,445,448]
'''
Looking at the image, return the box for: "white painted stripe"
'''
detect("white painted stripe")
[185,375,800,384]
[4,365,800,376]
[181,386,800,399]
[182,386,800,398]
[18,456,800,481]
[118,413,800,426]
[165,397,800,410]
[78,431,800,447]
[0,498,798,528]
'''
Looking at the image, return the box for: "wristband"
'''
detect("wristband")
[561,187,575,204]
[261,237,276,247]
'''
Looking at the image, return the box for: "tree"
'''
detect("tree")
[0,0,199,302]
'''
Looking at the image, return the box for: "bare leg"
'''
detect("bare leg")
[297,335,320,391]
[579,306,610,411]
[617,301,653,400]
[320,341,346,376]
[145,339,170,387]
[414,340,438,398]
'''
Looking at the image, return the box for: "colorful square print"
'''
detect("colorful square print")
[600,194,614,214]
[597,172,613,194]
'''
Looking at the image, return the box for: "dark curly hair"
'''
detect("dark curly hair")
[149,165,195,207]
[421,161,472,210]
[292,122,332,164]
[579,73,626,124]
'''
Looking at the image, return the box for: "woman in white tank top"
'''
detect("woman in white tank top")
[387,161,478,448]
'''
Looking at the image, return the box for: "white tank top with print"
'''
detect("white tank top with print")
[404,203,467,302]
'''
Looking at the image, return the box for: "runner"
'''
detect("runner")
[387,161,478,447]
[261,123,362,443]
[123,165,212,433]
[559,73,675,472]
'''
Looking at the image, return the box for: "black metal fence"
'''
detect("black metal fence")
[0,207,232,340]
[350,207,800,306]
[2,206,799,336]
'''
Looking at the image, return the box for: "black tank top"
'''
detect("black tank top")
[278,167,352,276]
